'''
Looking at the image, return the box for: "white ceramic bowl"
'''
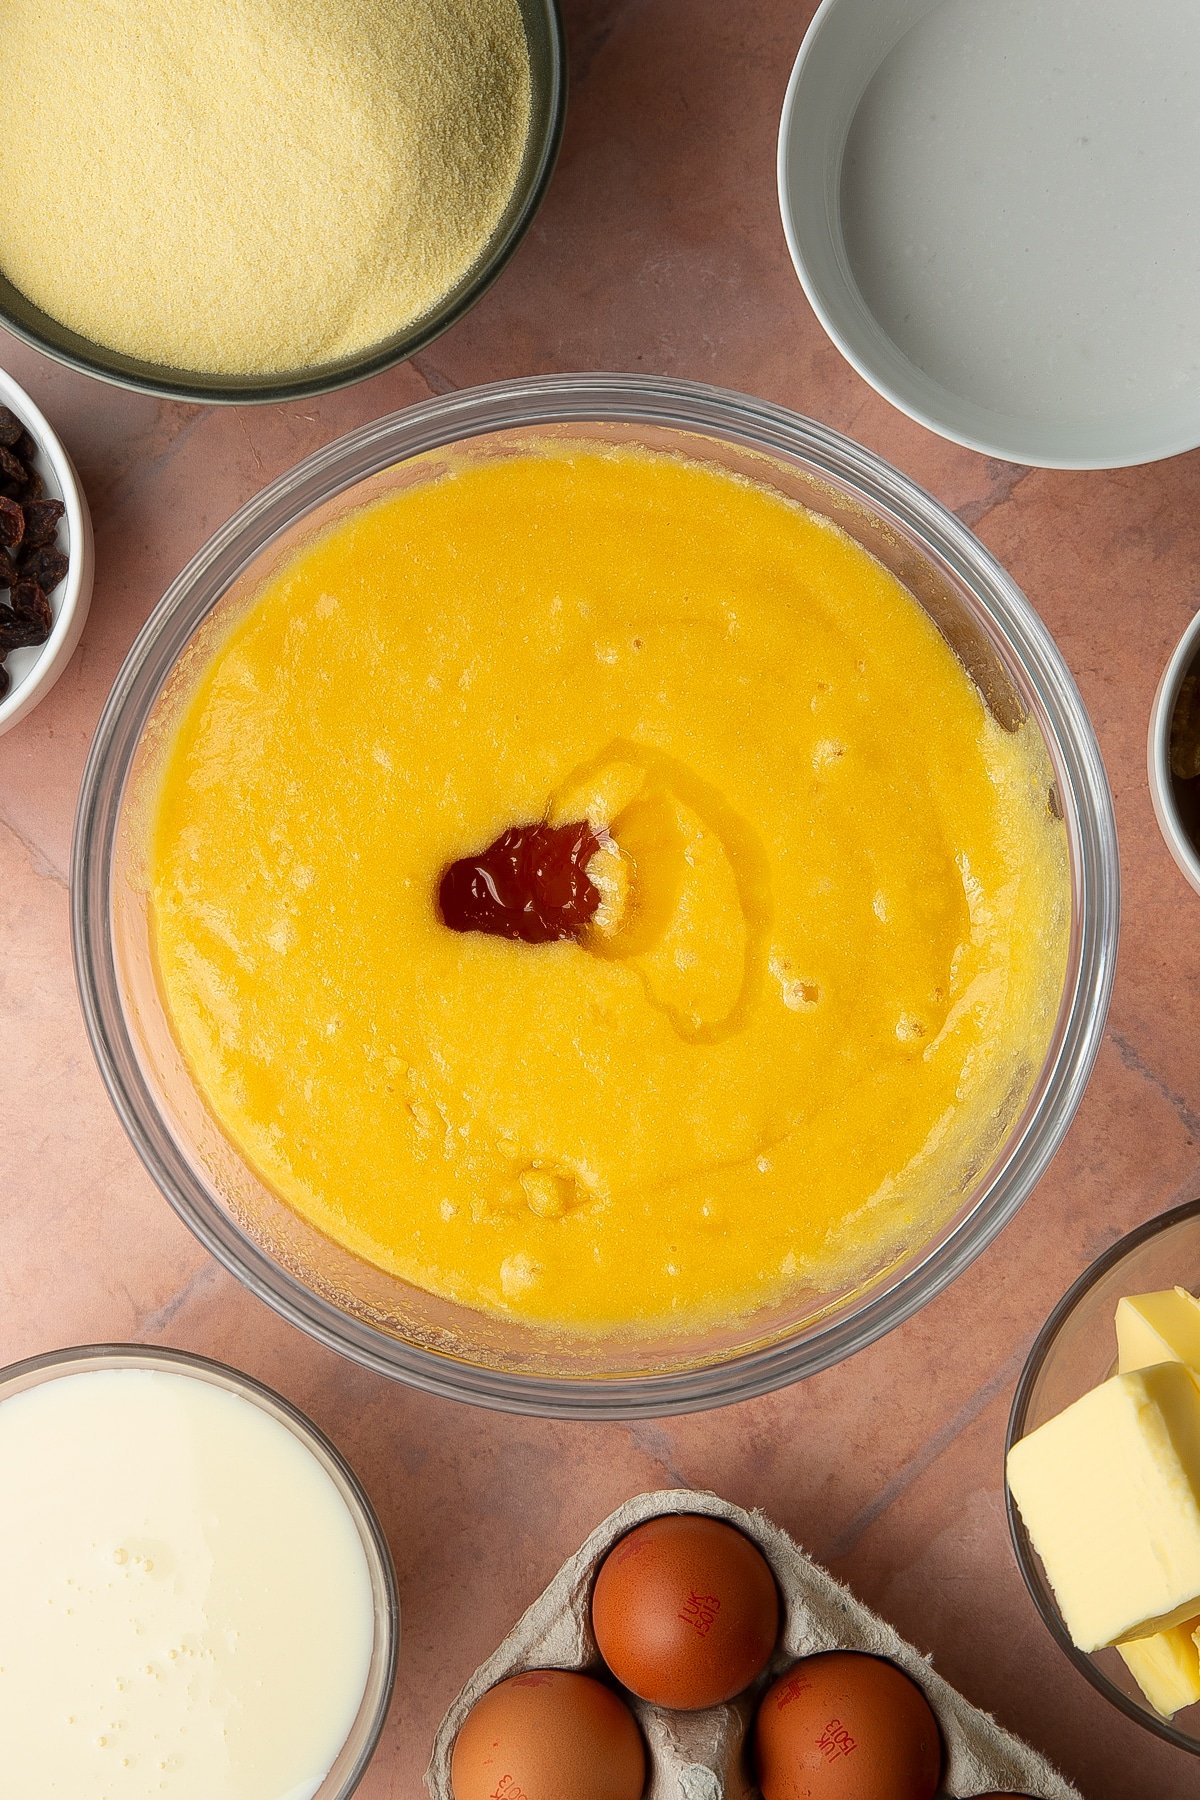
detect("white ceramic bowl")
[0,365,94,736]
[778,0,1200,469]
[1148,607,1200,897]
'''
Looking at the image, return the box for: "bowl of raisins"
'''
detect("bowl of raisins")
[0,365,93,736]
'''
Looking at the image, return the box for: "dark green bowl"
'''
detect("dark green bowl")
[0,0,565,405]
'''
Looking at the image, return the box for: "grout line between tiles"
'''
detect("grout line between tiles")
[138,1259,223,1336]
[624,1419,692,1490]
[572,0,653,84]
[825,1346,1026,1562]
[954,462,1034,532]
[409,353,458,399]
[0,809,68,888]
[96,403,213,514]
[1108,1028,1200,1141]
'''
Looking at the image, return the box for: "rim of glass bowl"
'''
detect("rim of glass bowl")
[71,373,1120,1419]
[1005,1197,1200,1757]
[0,1341,399,1796]
[0,0,565,406]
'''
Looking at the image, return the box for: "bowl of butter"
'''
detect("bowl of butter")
[1007,1198,1200,1754]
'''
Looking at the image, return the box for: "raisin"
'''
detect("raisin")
[4,586,51,644]
[23,498,64,549]
[19,543,67,593]
[0,421,71,606]
[0,496,23,550]
[0,604,49,654]
[10,579,52,639]
[12,579,50,630]
[438,818,606,944]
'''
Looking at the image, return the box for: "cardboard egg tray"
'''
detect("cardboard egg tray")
[426,1489,1082,1800]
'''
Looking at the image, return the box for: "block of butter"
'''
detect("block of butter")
[1117,1286,1200,1374]
[1006,1361,1200,1652]
[1117,1617,1200,1718]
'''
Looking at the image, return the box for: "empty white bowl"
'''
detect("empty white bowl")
[0,365,94,737]
[778,0,1200,468]
[1148,608,1200,897]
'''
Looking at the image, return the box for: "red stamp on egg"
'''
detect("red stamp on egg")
[817,1716,857,1762]
[678,1589,721,1635]
[775,1672,814,1709]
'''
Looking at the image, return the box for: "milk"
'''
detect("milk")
[0,1367,377,1799]
[840,0,1200,423]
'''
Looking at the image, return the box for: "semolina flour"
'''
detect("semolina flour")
[0,0,532,376]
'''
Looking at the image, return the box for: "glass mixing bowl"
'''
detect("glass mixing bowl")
[1007,1201,1200,1756]
[0,1342,398,1796]
[72,374,1119,1417]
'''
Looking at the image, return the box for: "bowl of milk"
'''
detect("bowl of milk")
[778,0,1200,468]
[0,1344,397,1800]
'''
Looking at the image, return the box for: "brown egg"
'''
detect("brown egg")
[591,1513,780,1710]
[754,1652,943,1800]
[450,1668,646,1800]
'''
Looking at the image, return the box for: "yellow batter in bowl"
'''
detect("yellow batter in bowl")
[149,446,1069,1333]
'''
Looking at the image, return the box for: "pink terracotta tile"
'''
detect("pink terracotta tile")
[2,2,1200,1795]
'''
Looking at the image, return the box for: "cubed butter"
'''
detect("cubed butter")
[1117,1617,1200,1718]
[1116,1286,1200,1375]
[1006,1362,1200,1651]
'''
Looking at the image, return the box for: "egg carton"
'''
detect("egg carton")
[426,1488,1082,1800]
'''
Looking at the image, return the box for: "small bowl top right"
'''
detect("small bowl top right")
[778,0,1200,469]
[1006,1200,1200,1755]
[1149,608,1200,898]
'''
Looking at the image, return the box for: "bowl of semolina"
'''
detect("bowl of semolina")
[72,375,1119,1416]
[0,0,564,402]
